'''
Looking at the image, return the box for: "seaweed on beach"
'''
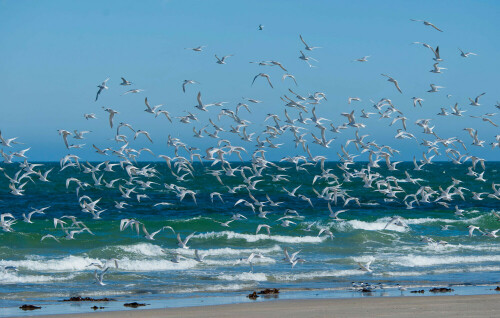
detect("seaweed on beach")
[19,304,42,310]
[257,288,280,294]
[429,287,454,293]
[247,292,259,299]
[91,306,106,310]
[124,302,147,308]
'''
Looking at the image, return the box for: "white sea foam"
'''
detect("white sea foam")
[204,244,282,256]
[379,265,500,277]
[1,255,199,272]
[392,254,500,267]
[172,216,214,223]
[431,265,500,274]
[165,244,283,257]
[0,246,280,274]
[174,283,255,293]
[403,215,484,225]
[333,215,485,233]
[0,272,76,284]
[116,243,165,256]
[217,272,268,281]
[375,271,423,277]
[1,255,101,271]
[203,257,276,266]
[272,269,363,281]
[337,219,409,232]
[194,231,325,243]
[376,242,500,255]
[116,258,199,271]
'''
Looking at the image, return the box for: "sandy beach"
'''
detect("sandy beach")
[20,294,500,318]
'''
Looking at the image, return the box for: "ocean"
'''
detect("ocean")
[0,161,499,316]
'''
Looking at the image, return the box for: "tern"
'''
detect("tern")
[22,209,45,223]
[103,108,119,128]
[430,63,446,73]
[122,89,144,95]
[469,93,486,106]
[282,74,298,86]
[467,225,482,237]
[256,224,271,235]
[412,97,424,107]
[194,249,207,262]
[328,203,348,221]
[410,19,443,32]
[41,234,60,243]
[185,46,206,52]
[182,80,199,93]
[381,74,402,93]
[483,229,500,238]
[215,54,233,64]
[353,56,370,62]
[299,34,321,51]
[95,78,109,101]
[427,84,444,93]
[93,268,109,286]
[120,77,132,86]
[252,73,273,88]
[459,48,477,58]
[357,260,373,273]
[298,51,318,67]
[177,232,196,249]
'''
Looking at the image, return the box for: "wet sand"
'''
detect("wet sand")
[21,294,500,318]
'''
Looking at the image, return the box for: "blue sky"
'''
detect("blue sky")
[0,0,498,161]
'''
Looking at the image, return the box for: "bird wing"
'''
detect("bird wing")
[145,97,151,111]
[95,88,102,101]
[283,248,290,261]
[434,46,440,59]
[184,232,196,244]
[430,23,443,32]
[256,224,263,234]
[299,35,308,47]
[357,262,368,271]
[265,75,274,88]
[141,224,150,237]
[197,91,202,107]
[251,74,259,86]
[108,112,115,128]
[291,250,301,261]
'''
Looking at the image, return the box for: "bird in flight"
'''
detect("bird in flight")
[95,78,109,101]
[410,19,443,32]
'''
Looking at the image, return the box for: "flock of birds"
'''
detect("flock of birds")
[1,19,499,289]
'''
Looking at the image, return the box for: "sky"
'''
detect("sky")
[0,0,499,161]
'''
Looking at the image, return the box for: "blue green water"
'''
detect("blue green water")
[0,162,499,316]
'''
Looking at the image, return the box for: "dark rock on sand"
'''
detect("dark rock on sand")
[19,305,41,311]
[247,291,259,299]
[429,287,454,293]
[257,288,280,295]
[124,302,147,308]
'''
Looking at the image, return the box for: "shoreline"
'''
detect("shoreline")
[11,294,500,318]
